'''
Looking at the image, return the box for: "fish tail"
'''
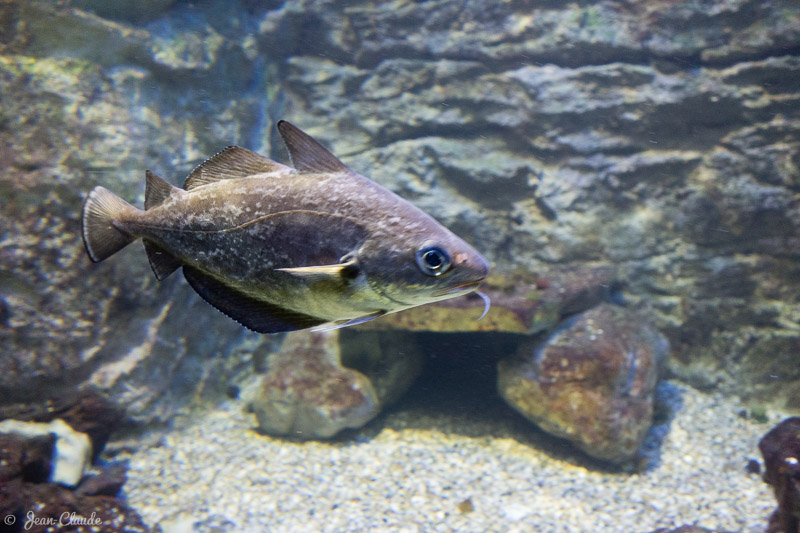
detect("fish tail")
[81,186,139,262]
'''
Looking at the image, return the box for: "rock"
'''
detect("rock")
[250,330,423,439]
[759,417,800,533]
[15,481,150,533]
[275,0,800,409]
[0,428,147,533]
[0,432,55,484]
[357,266,618,334]
[0,1,282,427]
[249,265,617,440]
[498,304,669,464]
[1,0,799,434]
[68,0,176,23]
[0,389,125,461]
[250,330,379,439]
[0,419,92,486]
[75,462,128,497]
[338,330,424,408]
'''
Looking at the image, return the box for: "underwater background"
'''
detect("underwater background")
[0,1,799,532]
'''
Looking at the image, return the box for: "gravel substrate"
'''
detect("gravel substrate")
[122,381,785,533]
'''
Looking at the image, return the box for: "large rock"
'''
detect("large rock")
[498,304,669,463]
[0,428,148,533]
[249,267,617,440]
[249,330,423,439]
[357,266,617,334]
[759,417,800,533]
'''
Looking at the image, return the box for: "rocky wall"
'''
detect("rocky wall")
[1,0,798,423]
[269,0,800,408]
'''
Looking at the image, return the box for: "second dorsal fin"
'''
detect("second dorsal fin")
[277,120,351,174]
[183,146,292,191]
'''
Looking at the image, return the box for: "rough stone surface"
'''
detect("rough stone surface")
[274,0,800,409]
[498,304,669,463]
[250,330,379,439]
[1,0,798,430]
[759,417,800,533]
[0,432,54,484]
[249,329,423,439]
[357,265,617,334]
[0,1,282,424]
[0,432,148,533]
[0,389,125,462]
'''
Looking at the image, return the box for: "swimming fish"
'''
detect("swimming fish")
[81,121,489,333]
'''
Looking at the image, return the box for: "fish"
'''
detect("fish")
[81,121,490,334]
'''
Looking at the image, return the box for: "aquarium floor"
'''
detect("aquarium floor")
[121,381,780,533]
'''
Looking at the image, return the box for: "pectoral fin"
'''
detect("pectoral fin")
[276,260,358,282]
[183,267,324,334]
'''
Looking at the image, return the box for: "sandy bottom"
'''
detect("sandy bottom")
[121,381,784,533]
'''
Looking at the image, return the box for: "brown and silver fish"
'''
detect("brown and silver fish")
[81,121,489,333]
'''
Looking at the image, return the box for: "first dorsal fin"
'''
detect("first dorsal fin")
[183,146,292,191]
[145,170,178,210]
[277,120,351,174]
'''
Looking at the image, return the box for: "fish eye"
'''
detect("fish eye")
[416,245,451,277]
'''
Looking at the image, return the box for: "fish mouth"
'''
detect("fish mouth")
[435,280,481,296]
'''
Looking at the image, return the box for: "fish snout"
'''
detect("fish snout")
[454,250,490,282]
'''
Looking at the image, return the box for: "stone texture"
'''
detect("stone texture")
[357,265,618,334]
[1,0,798,432]
[0,432,148,532]
[759,417,800,533]
[249,266,619,440]
[271,0,800,409]
[0,1,283,425]
[250,330,423,439]
[498,304,669,463]
[0,389,124,462]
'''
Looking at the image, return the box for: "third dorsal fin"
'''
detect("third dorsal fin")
[183,146,292,191]
[145,170,177,210]
[277,120,351,174]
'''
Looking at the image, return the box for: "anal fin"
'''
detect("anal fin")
[143,241,181,280]
[182,267,325,334]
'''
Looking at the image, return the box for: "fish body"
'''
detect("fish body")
[81,121,489,333]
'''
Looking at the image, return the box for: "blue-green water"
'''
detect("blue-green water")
[1,1,798,532]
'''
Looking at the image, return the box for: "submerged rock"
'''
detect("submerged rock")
[759,417,800,533]
[250,330,423,439]
[358,266,618,334]
[0,419,92,487]
[247,266,618,441]
[0,432,147,532]
[250,330,379,439]
[0,432,54,485]
[498,304,669,464]
[0,389,125,462]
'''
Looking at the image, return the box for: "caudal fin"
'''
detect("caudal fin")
[81,186,138,262]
